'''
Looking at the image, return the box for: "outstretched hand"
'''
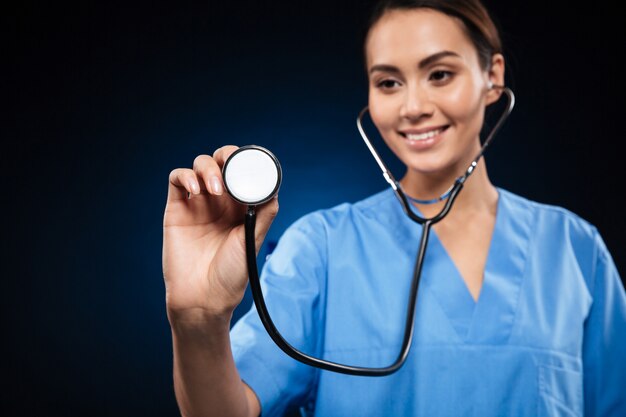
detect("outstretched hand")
[162,145,279,325]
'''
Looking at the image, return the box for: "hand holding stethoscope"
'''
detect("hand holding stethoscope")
[162,146,280,324]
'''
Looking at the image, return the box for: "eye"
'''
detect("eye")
[430,70,454,84]
[375,79,401,90]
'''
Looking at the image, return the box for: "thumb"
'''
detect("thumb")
[251,195,279,254]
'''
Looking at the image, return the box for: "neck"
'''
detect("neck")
[399,157,498,219]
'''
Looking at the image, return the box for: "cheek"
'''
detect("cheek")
[368,93,395,131]
[443,75,488,122]
[367,97,401,151]
[443,89,486,152]
[439,86,481,122]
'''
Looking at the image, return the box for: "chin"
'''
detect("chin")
[402,152,451,174]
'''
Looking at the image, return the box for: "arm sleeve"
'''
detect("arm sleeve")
[582,233,626,417]
[230,213,327,417]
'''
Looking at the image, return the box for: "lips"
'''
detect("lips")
[398,125,450,149]
[398,125,449,140]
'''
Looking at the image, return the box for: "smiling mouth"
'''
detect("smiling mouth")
[399,126,449,141]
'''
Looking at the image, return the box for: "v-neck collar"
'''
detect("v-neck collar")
[394,188,531,343]
[467,188,531,343]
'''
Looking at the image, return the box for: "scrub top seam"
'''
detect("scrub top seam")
[587,228,601,297]
[321,343,581,359]
[496,187,539,346]
[502,188,535,346]
[538,388,582,417]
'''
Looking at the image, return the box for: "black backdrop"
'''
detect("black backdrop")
[4,1,625,415]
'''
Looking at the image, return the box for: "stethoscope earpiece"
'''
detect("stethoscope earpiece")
[222,145,282,206]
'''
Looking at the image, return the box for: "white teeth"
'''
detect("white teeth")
[405,128,442,141]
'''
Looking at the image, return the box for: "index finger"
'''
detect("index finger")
[167,168,197,202]
[213,145,240,167]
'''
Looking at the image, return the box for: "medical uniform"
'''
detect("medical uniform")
[230,187,626,417]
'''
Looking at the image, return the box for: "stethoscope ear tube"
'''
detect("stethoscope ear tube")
[356,86,515,221]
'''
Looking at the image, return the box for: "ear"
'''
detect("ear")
[485,53,505,105]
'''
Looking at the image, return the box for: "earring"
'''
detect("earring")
[487,81,494,90]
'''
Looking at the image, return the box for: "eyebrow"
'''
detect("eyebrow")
[369,50,462,75]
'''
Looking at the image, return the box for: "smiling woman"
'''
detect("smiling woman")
[364,6,506,301]
[162,1,626,416]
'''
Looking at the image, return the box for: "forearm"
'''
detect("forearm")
[170,314,255,417]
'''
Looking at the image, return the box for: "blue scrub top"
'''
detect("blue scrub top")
[230,188,626,417]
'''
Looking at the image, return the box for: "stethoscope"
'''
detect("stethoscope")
[222,84,515,376]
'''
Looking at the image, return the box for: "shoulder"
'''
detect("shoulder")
[266,188,400,275]
[288,187,399,234]
[498,188,610,282]
[498,187,600,244]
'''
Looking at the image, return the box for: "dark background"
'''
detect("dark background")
[4,0,624,415]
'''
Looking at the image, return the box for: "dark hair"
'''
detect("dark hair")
[365,0,502,71]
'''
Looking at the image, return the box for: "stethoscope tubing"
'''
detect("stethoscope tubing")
[246,206,434,376]
[244,85,515,376]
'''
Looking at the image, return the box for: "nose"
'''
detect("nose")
[400,83,433,121]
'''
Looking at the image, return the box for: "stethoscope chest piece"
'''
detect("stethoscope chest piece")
[222,145,282,205]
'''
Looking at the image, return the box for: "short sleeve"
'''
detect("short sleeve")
[230,213,327,417]
[582,232,626,416]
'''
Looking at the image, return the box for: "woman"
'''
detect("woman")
[162,1,626,416]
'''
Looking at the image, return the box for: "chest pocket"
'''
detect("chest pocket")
[537,364,583,417]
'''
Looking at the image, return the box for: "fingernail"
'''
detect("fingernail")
[210,176,223,195]
[189,179,200,194]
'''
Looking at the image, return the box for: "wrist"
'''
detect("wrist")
[167,306,233,335]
